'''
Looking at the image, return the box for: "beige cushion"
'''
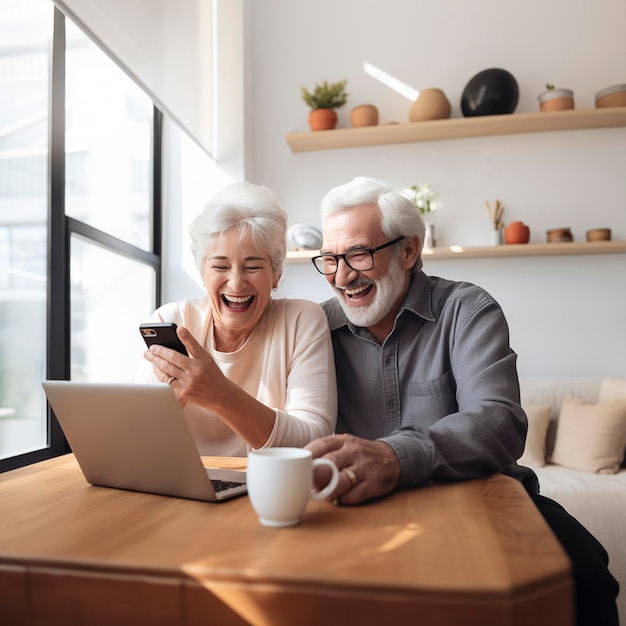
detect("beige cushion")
[518,404,552,467]
[599,378,626,469]
[599,378,626,403]
[551,396,626,474]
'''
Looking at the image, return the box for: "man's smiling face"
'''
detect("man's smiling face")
[321,204,411,334]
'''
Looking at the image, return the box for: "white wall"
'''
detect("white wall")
[244,0,626,378]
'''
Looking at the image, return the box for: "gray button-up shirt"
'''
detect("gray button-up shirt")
[323,271,537,493]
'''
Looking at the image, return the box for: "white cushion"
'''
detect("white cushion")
[599,378,626,403]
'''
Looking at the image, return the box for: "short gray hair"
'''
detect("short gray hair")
[320,176,425,272]
[190,182,288,275]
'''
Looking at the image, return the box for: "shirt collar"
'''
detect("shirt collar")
[402,271,435,322]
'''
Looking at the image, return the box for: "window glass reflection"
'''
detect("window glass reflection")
[70,236,155,382]
[0,0,50,459]
[65,19,153,250]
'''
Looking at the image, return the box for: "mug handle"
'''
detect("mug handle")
[310,458,340,500]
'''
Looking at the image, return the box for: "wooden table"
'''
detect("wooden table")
[0,454,572,626]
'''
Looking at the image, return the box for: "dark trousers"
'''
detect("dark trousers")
[533,494,619,626]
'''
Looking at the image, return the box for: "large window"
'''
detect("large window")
[64,19,157,382]
[65,18,153,251]
[0,1,51,463]
[70,235,155,382]
[0,2,161,471]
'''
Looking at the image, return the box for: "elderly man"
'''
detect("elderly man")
[306,176,618,626]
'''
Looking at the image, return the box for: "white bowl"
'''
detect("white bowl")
[287,224,322,250]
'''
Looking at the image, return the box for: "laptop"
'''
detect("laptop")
[42,381,247,502]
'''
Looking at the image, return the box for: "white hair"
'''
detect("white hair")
[320,177,425,272]
[190,182,288,274]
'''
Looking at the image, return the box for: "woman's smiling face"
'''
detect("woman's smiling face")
[202,228,278,341]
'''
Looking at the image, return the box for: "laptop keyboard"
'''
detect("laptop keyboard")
[210,479,245,493]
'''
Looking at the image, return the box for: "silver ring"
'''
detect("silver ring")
[168,376,176,385]
[344,468,358,488]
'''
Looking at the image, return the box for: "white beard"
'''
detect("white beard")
[333,257,407,328]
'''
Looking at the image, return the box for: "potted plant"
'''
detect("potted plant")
[538,83,574,112]
[301,79,348,131]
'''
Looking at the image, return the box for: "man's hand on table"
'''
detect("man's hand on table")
[305,434,401,505]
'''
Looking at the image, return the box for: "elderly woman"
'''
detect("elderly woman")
[137,182,337,455]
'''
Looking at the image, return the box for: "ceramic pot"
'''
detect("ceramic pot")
[538,89,574,112]
[409,89,451,122]
[504,221,530,244]
[546,227,573,243]
[461,68,519,117]
[595,84,626,108]
[309,108,338,131]
[586,228,611,242]
[350,104,379,127]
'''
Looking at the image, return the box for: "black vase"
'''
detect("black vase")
[461,68,519,117]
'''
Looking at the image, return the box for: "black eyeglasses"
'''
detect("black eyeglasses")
[311,236,405,275]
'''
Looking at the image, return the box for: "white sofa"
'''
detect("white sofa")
[519,377,626,624]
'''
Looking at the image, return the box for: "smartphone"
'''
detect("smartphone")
[139,322,188,356]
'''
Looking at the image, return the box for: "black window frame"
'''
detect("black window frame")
[0,7,162,473]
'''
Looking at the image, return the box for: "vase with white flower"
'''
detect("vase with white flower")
[410,182,439,249]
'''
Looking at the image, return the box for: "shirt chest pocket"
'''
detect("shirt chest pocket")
[406,370,458,426]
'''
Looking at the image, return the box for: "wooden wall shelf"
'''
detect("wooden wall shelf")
[286,241,626,263]
[285,107,626,152]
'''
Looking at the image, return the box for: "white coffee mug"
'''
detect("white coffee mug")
[247,447,340,527]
